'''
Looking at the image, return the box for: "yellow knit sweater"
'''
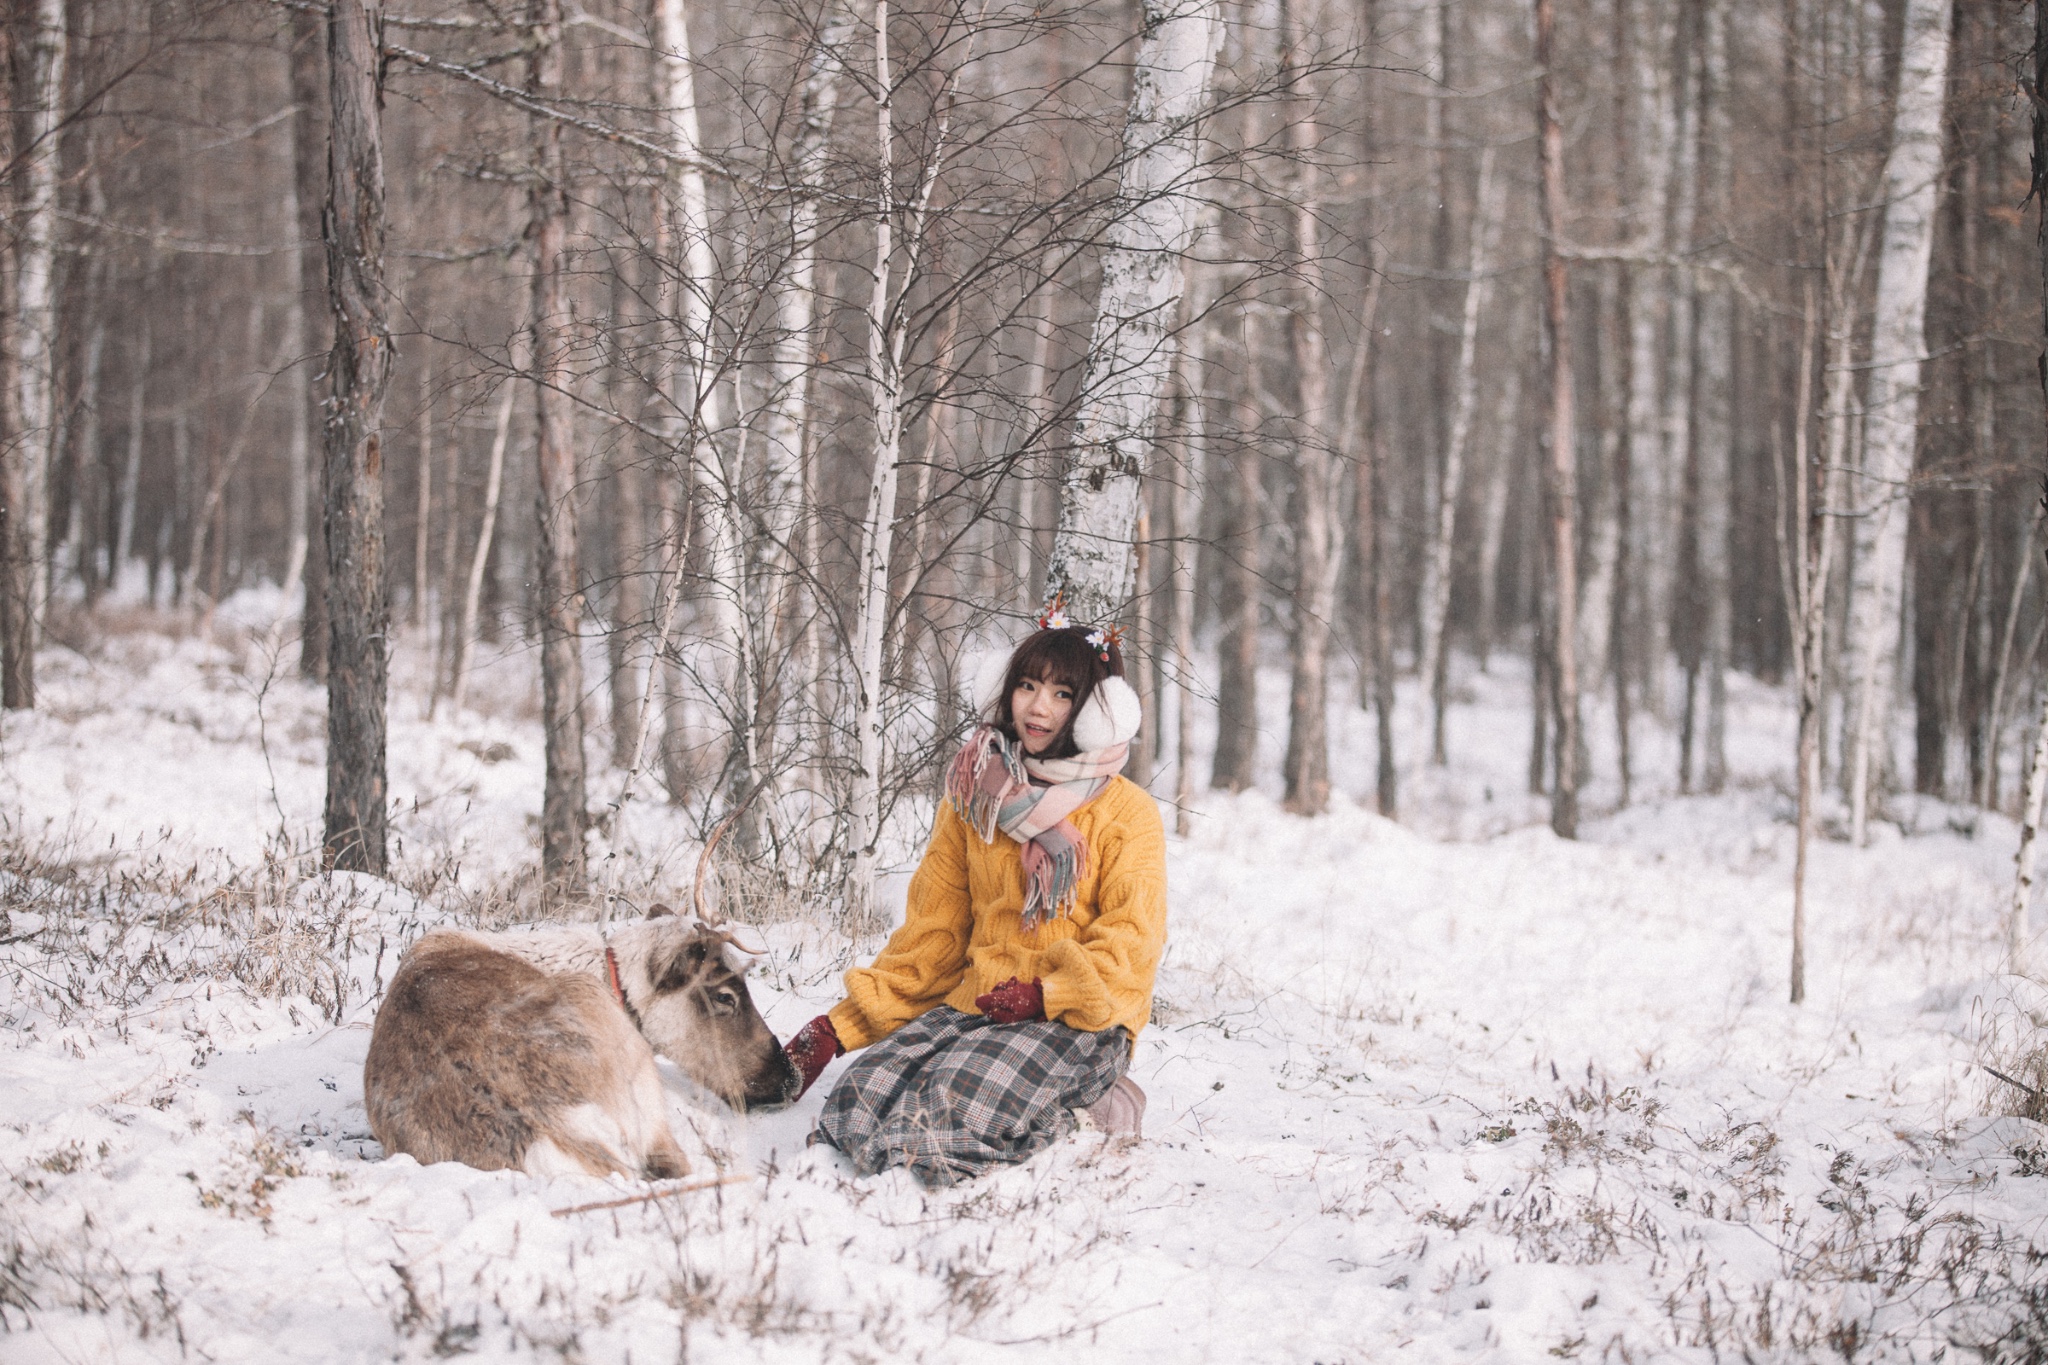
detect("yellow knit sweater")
[827,775,1168,1051]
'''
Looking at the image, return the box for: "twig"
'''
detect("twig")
[1984,1065,2047,1101]
[549,1172,750,1217]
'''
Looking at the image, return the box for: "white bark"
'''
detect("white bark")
[446,360,517,716]
[1416,144,1502,760]
[9,0,67,699]
[1042,0,1222,627]
[763,2,852,619]
[847,0,903,929]
[655,0,745,787]
[1843,0,1953,844]
[114,296,149,577]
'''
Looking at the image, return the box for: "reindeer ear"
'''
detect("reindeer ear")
[645,903,674,919]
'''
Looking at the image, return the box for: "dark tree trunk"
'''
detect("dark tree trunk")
[320,0,391,874]
[292,7,330,681]
[530,0,586,891]
[1210,437,1261,792]
[0,17,24,709]
[1536,0,1580,838]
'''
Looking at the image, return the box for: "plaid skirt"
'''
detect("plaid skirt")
[811,1006,1129,1187]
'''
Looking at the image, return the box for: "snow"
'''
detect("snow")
[3,600,2045,1362]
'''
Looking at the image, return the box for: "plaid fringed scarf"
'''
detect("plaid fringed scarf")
[945,726,1130,928]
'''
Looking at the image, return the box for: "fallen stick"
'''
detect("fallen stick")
[550,1173,751,1218]
[1984,1065,2047,1101]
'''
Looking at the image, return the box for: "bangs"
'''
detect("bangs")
[1004,629,1095,693]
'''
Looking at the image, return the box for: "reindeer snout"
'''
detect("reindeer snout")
[744,1044,805,1111]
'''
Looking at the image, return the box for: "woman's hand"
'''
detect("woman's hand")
[974,977,1045,1024]
[784,1015,841,1098]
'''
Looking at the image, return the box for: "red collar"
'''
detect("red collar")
[604,945,635,1019]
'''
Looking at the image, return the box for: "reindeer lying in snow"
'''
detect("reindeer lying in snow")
[363,902,800,1180]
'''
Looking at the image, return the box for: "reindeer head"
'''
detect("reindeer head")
[618,906,801,1111]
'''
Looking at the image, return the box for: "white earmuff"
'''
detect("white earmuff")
[1071,675,1142,753]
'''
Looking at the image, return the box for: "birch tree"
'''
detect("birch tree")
[1841,0,1952,845]
[1281,2,1340,816]
[846,0,911,930]
[1042,0,1224,628]
[1416,146,1503,764]
[654,0,746,805]
[2008,0,2048,979]
[0,0,66,709]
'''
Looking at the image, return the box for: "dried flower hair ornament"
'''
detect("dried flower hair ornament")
[1084,625,1124,662]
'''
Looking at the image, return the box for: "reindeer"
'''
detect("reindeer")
[363,815,799,1180]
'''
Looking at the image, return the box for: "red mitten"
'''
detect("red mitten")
[974,977,1045,1024]
[784,1015,841,1098]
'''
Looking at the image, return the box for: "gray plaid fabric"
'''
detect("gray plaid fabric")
[811,1006,1128,1186]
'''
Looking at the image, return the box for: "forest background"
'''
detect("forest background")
[0,0,2042,984]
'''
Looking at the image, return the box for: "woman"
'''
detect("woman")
[782,620,1167,1186]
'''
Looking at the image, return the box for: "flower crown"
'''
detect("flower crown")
[1036,591,1123,662]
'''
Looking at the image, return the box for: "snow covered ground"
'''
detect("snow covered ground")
[3,599,2046,1363]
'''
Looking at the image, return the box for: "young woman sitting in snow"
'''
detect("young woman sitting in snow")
[780,618,1165,1186]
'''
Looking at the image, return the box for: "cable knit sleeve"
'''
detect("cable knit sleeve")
[827,800,975,1051]
[1039,784,1169,1036]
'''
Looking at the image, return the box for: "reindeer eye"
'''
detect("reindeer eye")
[711,988,739,1016]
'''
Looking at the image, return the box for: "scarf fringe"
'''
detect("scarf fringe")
[946,725,1111,929]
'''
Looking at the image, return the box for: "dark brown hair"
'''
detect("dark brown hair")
[992,627,1125,759]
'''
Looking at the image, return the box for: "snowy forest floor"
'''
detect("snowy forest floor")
[3,597,2047,1363]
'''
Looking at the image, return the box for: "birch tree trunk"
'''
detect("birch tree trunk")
[846,0,904,932]
[763,0,852,782]
[1841,0,1952,846]
[320,0,392,874]
[1417,146,1503,764]
[0,0,66,710]
[1629,0,1682,723]
[1690,0,1734,794]
[1536,0,1581,839]
[2011,0,2048,978]
[1278,3,1341,815]
[1343,264,1393,817]
[530,0,587,891]
[445,365,514,716]
[1042,0,1223,627]
[654,0,745,804]
[113,267,148,579]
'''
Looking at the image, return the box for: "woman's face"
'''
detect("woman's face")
[1010,673,1076,757]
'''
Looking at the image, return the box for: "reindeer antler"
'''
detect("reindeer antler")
[690,779,769,928]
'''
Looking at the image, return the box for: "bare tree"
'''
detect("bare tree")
[320,0,392,874]
[530,0,587,891]
[1841,0,1952,845]
[1535,0,1580,838]
[1043,0,1224,628]
[0,0,67,709]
